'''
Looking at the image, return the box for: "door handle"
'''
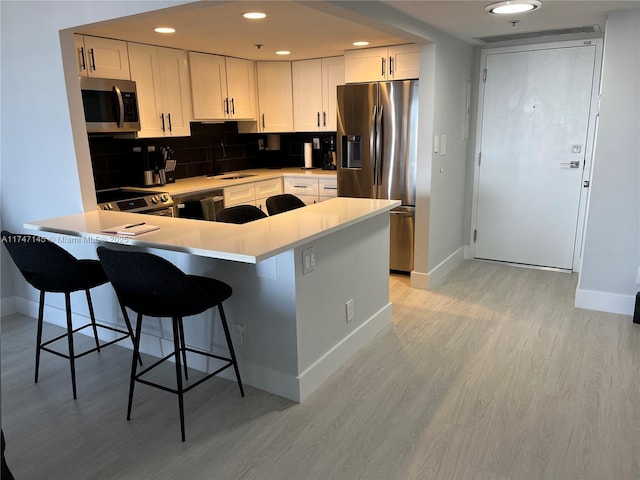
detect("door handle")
[560,161,580,168]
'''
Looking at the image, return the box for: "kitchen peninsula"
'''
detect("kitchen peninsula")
[25,197,399,402]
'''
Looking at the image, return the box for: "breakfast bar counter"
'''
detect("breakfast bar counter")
[25,197,399,402]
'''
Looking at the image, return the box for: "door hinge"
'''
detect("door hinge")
[483,69,487,83]
[478,152,482,166]
[474,229,477,242]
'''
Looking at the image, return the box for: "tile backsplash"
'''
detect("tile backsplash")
[89,122,337,191]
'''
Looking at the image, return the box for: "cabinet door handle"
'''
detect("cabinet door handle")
[79,46,86,71]
[323,186,337,190]
[323,112,327,127]
[381,57,385,77]
[89,48,96,71]
[317,112,320,127]
[262,113,265,129]
[231,98,235,115]
[167,112,172,132]
[293,185,308,189]
[389,57,394,77]
[161,113,165,132]
[224,98,229,115]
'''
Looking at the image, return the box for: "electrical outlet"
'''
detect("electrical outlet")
[302,247,315,274]
[230,324,245,346]
[258,138,265,150]
[313,138,320,149]
[346,299,354,323]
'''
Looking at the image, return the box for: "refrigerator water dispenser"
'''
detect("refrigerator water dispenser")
[341,135,362,169]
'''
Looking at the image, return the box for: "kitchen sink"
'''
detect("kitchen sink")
[219,174,257,180]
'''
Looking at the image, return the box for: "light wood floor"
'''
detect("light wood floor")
[2,261,639,479]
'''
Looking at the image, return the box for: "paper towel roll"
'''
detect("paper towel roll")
[304,143,313,168]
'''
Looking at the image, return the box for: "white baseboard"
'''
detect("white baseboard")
[296,302,393,402]
[575,288,635,316]
[1,296,17,317]
[411,247,465,290]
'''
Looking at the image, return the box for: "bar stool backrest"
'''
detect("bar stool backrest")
[97,247,214,317]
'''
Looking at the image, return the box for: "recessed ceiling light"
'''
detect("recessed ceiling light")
[352,41,370,47]
[485,0,541,15]
[154,27,175,34]
[243,12,267,20]
[275,50,291,56]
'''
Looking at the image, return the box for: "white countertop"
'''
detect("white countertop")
[131,168,336,197]
[25,197,399,263]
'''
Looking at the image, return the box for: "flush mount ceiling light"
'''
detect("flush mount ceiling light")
[275,50,291,56]
[243,12,267,20]
[485,0,541,15]
[154,27,176,34]
[352,41,370,47]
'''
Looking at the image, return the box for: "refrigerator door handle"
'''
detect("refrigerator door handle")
[370,105,378,184]
[375,104,383,187]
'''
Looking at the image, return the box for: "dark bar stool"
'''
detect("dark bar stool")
[1,230,137,399]
[96,246,244,442]
[216,204,267,224]
[265,193,306,215]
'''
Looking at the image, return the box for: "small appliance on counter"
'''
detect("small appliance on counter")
[138,146,166,187]
[160,146,177,183]
[321,136,337,170]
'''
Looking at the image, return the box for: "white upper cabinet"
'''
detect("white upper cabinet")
[321,57,345,131]
[256,62,294,133]
[189,52,257,121]
[388,44,421,81]
[225,57,257,120]
[345,44,420,83]
[189,52,227,119]
[128,43,192,138]
[75,35,130,80]
[292,56,344,132]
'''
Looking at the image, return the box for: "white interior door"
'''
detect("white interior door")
[474,45,597,270]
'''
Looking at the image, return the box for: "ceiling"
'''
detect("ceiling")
[75,0,640,60]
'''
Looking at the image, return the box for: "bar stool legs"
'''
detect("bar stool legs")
[126,307,244,442]
[219,305,244,397]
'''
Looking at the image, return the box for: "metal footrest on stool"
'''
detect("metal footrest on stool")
[40,323,133,360]
[133,348,235,395]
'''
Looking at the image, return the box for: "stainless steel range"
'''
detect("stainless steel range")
[96,189,175,217]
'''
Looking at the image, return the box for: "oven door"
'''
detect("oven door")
[144,207,175,217]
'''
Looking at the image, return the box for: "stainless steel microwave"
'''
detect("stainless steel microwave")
[80,77,141,133]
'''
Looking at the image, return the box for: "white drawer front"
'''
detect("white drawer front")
[284,177,319,196]
[224,183,256,207]
[318,177,338,197]
[255,178,283,199]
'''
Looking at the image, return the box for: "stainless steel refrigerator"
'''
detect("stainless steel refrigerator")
[337,80,418,272]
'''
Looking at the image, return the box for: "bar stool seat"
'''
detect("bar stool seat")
[1,230,137,399]
[265,193,306,215]
[96,246,244,442]
[216,204,267,224]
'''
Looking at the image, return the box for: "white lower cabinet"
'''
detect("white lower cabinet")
[223,178,283,214]
[284,176,337,204]
[254,178,283,213]
[223,183,255,208]
[318,177,338,201]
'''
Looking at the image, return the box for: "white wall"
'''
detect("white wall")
[576,8,640,315]
[0,1,188,313]
[328,1,475,289]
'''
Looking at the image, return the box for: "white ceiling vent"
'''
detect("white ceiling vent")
[476,25,600,44]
